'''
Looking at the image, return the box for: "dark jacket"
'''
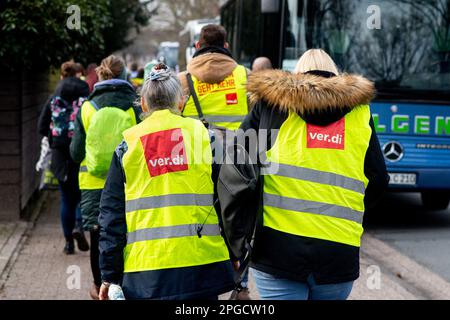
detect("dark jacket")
[70,79,139,231]
[227,69,389,285]
[98,137,234,300]
[38,76,89,182]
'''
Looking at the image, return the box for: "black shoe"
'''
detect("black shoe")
[72,228,90,252]
[64,241,75,255]
[229,287,251,300]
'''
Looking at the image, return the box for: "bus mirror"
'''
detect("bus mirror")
[261,0,279,13]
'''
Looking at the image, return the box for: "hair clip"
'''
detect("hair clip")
[147,63,171,81]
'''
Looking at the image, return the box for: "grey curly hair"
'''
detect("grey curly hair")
[139,63,183,119]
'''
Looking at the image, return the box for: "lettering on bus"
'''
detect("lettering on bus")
[372,114,450,135]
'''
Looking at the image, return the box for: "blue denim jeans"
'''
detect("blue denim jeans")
[251,268,353,300]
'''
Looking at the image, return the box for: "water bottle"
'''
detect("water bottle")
[108,284,125,300]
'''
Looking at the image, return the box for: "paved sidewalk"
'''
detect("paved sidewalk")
[0,191,444,300]
[0,221,28,287]
[0,192,92,299]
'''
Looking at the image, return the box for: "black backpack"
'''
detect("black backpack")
[49,96,84,148]
[217,144,261,287]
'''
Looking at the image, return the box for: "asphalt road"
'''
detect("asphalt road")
[365,192,450,282]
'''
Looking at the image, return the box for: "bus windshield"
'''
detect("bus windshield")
[282,0,450,101]
[157,43,179,70]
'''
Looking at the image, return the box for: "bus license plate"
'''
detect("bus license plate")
[388,173,417,185]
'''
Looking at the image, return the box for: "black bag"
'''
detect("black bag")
[187,73,259,296]
[217,144,260,260]
[218,144,260,299]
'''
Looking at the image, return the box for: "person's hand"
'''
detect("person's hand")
[232,260,240,271]
[99,283,109,300]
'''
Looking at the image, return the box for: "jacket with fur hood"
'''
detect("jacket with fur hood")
[236,69,389,285]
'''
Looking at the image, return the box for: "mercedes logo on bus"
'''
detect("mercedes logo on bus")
[383,141,404,162]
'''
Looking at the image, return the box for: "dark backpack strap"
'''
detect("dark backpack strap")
[89,99,100,111]
[234,242,252,286]
[229,242,253,300]
[186,73,209,127]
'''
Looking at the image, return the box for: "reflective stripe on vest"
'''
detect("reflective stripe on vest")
[263,193,364,224]
[127,224,221,245]
[261,162,365,195]
[182,65,248,131]
[78,101,136,190]
[189,115,247,124]
[126,194,213,213]
[262,106,371,247]
[122,109,230,272]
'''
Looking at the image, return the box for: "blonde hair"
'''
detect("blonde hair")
[96,55,125,81]
[294,49,339,75]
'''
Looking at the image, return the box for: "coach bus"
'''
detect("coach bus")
[221,0,450,209]
[157,41,180,73]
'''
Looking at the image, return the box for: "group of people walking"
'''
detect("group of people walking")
[39,24,389,300]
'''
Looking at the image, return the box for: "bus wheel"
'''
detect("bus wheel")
[421,191,450,210]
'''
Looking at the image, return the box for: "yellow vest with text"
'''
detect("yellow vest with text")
[262,105,372,247]
[121,109,230,272]
[78,101,136,190]
[183,65,248,130]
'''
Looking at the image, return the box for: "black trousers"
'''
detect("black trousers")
[90,229,102,287]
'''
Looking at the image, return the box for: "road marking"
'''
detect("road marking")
[362,233,450,299]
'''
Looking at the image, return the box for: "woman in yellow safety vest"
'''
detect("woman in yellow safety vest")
[70,55,140,299]
[97,63,234,300]
[222,49,389,300]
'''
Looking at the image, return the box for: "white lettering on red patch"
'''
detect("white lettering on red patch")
[140,128,188,177]
[306,118,345,150]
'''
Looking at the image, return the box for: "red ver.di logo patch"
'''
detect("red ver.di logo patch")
[225,92,238,105]
[306,118,345,150]
[140,128,188,177]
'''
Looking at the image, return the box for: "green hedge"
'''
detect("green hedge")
[0,0,151,70]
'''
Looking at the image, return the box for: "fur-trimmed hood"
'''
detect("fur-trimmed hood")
[247,69,375,114]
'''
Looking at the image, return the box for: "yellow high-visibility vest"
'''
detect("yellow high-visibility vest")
[262,105,372,247]
[121,109,230,272]
[131,78,144,87]
[78,101,136,190]
[183,65,248,130]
